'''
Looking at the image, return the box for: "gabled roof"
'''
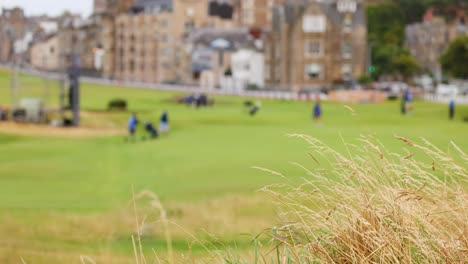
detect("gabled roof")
[131,0,173,14]
[187,28,259,51]
[273,0,366,31]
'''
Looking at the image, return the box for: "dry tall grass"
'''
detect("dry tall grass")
[252,135,467,263]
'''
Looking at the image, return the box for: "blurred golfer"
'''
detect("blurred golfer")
[128,112,138,142]
[249,101,261,116]
[313,98,322,122]
[449,99,455,120]
[144,121,158,139]
[159,110,169,133]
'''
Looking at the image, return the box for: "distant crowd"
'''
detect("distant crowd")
[125,90,459,142]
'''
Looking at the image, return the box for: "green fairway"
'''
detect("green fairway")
[0,70,467,262]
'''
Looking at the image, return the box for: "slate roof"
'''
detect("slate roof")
[273,0,365,31]
[131,0,173,13]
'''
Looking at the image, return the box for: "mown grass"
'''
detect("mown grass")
[0,69,467,262]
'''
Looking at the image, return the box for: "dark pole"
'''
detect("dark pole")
[70,54,80,127]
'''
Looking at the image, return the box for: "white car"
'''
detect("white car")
[436,84,459,96]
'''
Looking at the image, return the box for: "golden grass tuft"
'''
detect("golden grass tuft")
[254,135,467,263]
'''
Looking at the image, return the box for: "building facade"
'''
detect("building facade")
[0,7,27,63]
[114,0,237,83]
[236,0,285,30]
[114,13,170,83]
[265,0,367,91]
[94,0,136,15]
[405,7,467,80]
[30,35,60,71]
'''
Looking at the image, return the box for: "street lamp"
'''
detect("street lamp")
[367,41,375,75]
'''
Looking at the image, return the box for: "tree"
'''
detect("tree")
[367,2,421,80]
[440,35,468,79]
[393,0,427,24]
[393,53,420,79]
[368,3,405,46]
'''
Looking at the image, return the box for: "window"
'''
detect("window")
[343,13,353,29]
[50,46,55,54]
[243,10,254,25]
[162,62,172,68]
[303,15,326,33]
[161,34,171,43]
[305,64,322,80]
[275,45,281,60]
[130,60,135,72]
[342,42,352,59]
[305,41,322,57]
[160,19,170,28]
[184,21,195,34]
[275,66,281,81]
[337,0,357,13]
[186,7,194,17]
[162,48,173,58]
[342,64,352,79]
[265,63,270,80]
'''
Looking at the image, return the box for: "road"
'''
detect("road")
[0,64,321,101]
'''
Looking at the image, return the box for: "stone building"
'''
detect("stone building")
[114,0,235,83]
[0,7,27,63]
[94,0,136,15]
[235,0,285,30]
[55,15,87,70]
[405,7,467,80]
[114,0,176,83]
[183,28,260,87]
[74,14,117,78]
[87,0,139,78]
[30,35,60,71]
[115,12,169,82]
[264,0,367,91]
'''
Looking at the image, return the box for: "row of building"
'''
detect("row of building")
[1,0,466,91]
[1,0,369,91]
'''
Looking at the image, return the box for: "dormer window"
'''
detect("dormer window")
[303,15,326,33]
[337,0,357,13]
[342,42,353,59]
[344,13,353,29]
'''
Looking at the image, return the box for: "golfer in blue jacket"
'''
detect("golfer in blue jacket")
[128,113,138,141]
[313,100,322,122]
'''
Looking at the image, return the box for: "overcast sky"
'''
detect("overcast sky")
[1,0,93,17]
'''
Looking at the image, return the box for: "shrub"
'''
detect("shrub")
[246,84,259,91]
[108,99,127,111]
[358,74,372,85]
[224,68,232,76]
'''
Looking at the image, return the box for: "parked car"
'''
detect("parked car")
[436,84,459,96]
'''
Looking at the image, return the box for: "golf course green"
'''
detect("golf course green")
[0,70,466,263]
